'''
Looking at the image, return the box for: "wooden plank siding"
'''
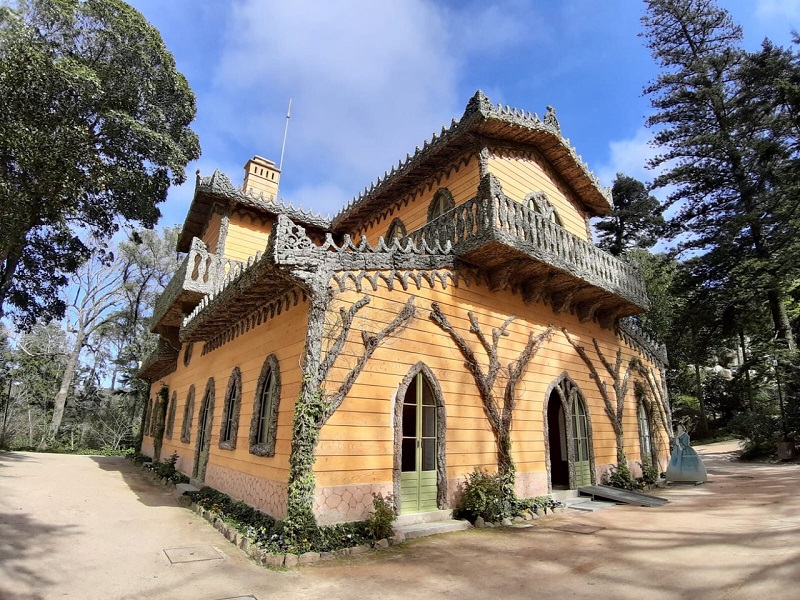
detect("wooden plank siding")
[315,277,667,490]
[222,210,272,264]
[488,150,591,241]
[355,155,481,245]
[201,212,222,254]
[153,294,309,484]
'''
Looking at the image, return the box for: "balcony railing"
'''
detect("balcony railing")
[151,238,243,334]
[407,184,648,313]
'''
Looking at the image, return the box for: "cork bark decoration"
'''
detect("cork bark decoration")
[562,328,633,467]
[430,302,553,490]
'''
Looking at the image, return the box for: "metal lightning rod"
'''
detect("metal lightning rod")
[278,98,292,173]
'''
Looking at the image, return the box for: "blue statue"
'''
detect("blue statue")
[665,426,707,484]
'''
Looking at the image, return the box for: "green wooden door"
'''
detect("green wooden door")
[571,396,591,487]
[400,374,438,514]
[194,393,213,481]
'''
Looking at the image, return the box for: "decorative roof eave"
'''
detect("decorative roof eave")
[177,170,332,252]
[137,339,178,381]
[331,90,613,233]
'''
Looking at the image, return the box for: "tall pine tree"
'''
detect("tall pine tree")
[642,0,800,351]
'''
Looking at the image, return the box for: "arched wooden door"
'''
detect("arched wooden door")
[546,376,594,490]
[400,373,438,514]
[571,394,591,487]
[193,381,214,482]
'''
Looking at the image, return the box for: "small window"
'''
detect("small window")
[180,385,195,443]
[219,367,243,450]
[144,398,155,436]
[524,191,562,226]
[183,342,194,367]
[426,188,455,223]
[249,355,281,457]
[165,391,178,439]
[639,402,653,462]
[385,217,407,242]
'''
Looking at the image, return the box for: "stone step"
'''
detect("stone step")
[394,509,454,527]
[176,482,201,495]
[549,489,580,503]
[568,500,617,512]
[395,519,472,540]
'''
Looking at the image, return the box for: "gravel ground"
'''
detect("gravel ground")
[2,440,799,600]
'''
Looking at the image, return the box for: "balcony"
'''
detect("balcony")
[407,175,649,325]
[151,238,242,341]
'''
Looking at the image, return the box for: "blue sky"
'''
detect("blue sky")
[126,0,800,229]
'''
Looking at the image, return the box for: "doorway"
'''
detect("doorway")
[547,390,569,488]
[193,380,214,482]
[546,376,593,490]
[399,372,439,514]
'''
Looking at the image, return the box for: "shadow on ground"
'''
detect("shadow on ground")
[0,455,78,600]
[89,455,182,509]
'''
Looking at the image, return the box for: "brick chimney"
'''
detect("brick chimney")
[242,156,280,200]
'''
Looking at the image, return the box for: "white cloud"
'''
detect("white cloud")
[596,127,659,189]
[283,183,352,219]
[755,0,800,23]
[211,1,458,192]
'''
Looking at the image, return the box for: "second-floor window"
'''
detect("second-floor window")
[524,191,562,226]
[427,188,455,223]
[219,367,242,450]
[385,217,407,242]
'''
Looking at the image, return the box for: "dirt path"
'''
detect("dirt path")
[2,443,799,600]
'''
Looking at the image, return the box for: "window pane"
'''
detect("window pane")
[257,372,273,444]
[401,439,416,472]
[402,403,416,437]
[421,379,435,406]
[422,405,435,438]
[422,438,436,471]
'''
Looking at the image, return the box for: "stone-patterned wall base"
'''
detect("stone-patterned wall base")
[314,483,394,525]
[514,471,549,499]
[141,438,154,457]
[205,463,287,519]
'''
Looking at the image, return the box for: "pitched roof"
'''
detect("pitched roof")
[177,170,331,252]
[331,90,613,233]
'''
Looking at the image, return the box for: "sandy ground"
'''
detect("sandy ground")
[2,440,799,600]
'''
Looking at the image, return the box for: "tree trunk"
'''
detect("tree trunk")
[285,283,331,536]
[46,328,86,442]
[738,326,754,411]
[766,286,796,352]
[693,361,710,438]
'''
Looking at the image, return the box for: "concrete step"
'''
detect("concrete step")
[175,483,200,495]
[568,500,617,512]
[549,489,580,503]
[395,519,472,540]
[394,509,454,527]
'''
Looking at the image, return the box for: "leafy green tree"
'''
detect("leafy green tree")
[642,0,800,352]
[595,174,665,256]
[0,0,200,328]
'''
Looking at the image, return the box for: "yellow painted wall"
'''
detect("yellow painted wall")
[487,149,590,241]
[150,291,309,486]
[202,212,222,254]
[355,155,481,245]
[222,209,272,264]
[315,273,668,490]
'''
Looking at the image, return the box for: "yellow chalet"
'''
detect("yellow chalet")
[139,92,672,526]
